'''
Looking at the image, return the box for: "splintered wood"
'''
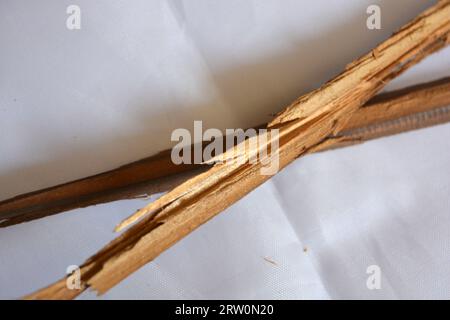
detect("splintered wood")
[26,1,450,299]
[2,77,450,228]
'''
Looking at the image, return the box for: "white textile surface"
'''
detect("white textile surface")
[0,0,449,299]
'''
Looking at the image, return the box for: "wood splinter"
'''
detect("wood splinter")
[2,77,450,228]
[23,0,450,299]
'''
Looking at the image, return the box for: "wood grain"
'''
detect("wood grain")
[2,77,450,228]
[24,1,450,299]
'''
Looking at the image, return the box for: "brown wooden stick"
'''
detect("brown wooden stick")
[25,1,450,299]
[316,76,450,150]
[2,77,450,228]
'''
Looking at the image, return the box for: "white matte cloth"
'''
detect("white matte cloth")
[0,0,449,299]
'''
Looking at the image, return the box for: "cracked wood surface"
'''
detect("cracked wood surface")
[24,1,450,299]
[1,76,450,228]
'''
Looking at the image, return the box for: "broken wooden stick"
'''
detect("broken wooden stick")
[2,77,450,228]
[25,1,450,299]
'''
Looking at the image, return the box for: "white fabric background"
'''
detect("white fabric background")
[0,0,449,299]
